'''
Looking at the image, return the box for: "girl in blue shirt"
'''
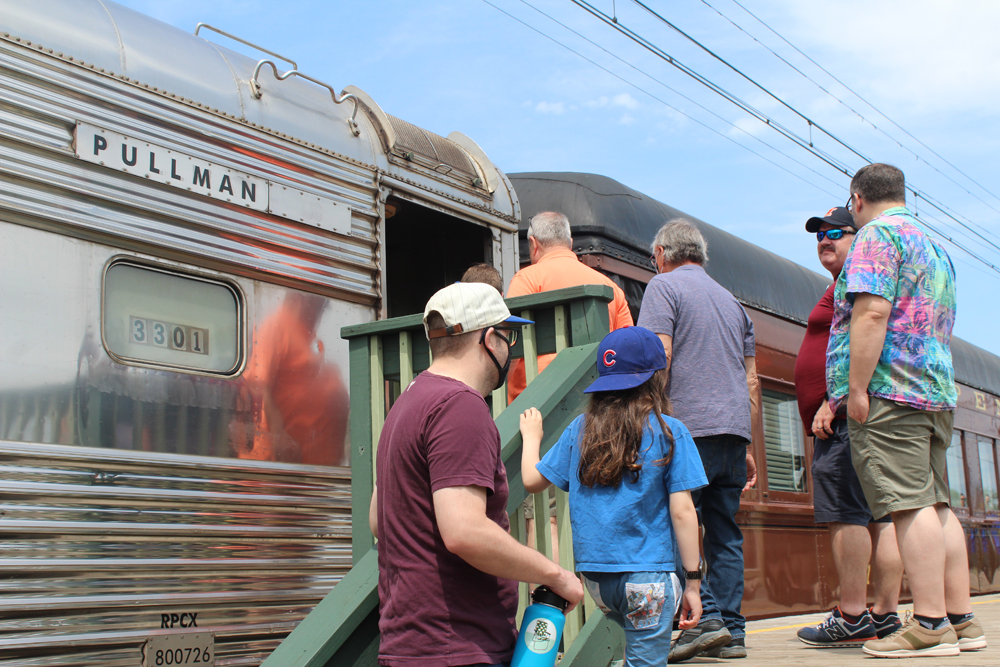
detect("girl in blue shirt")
[520,326,709,666]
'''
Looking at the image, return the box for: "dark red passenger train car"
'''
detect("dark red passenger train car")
[510,172,1000,619]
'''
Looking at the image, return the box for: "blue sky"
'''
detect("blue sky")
[116,0,1000,357]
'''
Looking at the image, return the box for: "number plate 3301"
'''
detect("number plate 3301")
[144,633,214,666]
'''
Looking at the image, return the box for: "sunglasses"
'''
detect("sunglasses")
[481,326,518,346]
[816,229,855,242]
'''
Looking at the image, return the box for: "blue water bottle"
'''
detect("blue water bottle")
[511,586,568,667]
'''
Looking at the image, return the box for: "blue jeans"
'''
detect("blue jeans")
[581,571,680,667]
[686,435,747,639]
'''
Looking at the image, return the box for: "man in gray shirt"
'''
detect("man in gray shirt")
[637,219,760,661]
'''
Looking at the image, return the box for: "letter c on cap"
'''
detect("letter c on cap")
[603,349,616,367]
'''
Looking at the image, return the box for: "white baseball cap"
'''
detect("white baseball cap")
[423,282,533,340]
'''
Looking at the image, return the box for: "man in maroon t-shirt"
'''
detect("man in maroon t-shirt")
[369,282,583,667]
[793,207,903,647]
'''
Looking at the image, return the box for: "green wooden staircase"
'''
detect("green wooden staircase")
[262,285,627,667]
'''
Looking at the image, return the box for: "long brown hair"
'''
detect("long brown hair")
[578,369,674,487]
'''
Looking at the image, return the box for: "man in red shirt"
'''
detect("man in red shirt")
[794,207,903,647]
[369,282,583,667]
[506,211,633,403]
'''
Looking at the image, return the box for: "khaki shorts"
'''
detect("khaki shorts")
[847,397,953,520]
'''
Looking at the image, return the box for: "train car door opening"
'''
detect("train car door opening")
[383,196,495,318]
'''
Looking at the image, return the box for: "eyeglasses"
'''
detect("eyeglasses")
[481,326,518,347]
[846,192,854,213]
[816,229,855,242]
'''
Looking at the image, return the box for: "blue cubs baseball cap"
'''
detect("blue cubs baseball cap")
[583,326,667,394]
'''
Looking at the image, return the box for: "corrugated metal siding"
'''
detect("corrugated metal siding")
[0,440,351,664]
[0,39,380,304]
[386,114,479,181]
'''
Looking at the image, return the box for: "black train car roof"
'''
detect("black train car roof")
[509,171,1000,398]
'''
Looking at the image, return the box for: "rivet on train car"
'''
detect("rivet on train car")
[25,40,30,45]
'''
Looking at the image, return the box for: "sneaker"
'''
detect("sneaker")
[797,606,876,647]
[870,609,902,639]
[701,636,747,658]
[953,616,987,651]
[862,616,959,658]
[669,617,732,662]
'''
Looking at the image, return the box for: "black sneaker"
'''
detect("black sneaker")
[869,609,902,639]
[701,636,747,658]
[796,606,876,647]
[669,617,732,662]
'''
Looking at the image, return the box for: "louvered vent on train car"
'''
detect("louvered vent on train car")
[385,114,480,181]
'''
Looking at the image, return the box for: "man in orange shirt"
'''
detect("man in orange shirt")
[506,211,633,403]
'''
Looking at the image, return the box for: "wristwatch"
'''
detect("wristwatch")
[684,569,702,581]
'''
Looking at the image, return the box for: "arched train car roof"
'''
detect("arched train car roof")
[509,172,1000,398]
[0,0,512,211]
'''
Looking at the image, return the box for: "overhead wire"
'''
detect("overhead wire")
[621,0,1000,257]
[570,0,856,176]
[697,0,1000,246]
[568,0,1000,274]
[510,0,844,192]
[724,0,1000,215]
[479,0,843,199]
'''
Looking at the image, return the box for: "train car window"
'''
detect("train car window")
[979,436,999,514]
[761,389,808,494]
[947,431,968,508]
[103,261,242,374]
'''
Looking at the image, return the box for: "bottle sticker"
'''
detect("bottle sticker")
[523,618,557,653]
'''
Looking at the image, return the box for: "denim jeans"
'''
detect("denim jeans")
[581,571,681,667]
[685,435,747,639]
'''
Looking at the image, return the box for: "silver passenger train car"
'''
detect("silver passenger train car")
[0,1,520,663]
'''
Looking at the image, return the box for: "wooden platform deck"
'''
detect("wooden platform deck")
[682,593,999,666]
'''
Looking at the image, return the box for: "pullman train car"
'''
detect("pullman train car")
[0,0,522,663]
[509,171,1000,619]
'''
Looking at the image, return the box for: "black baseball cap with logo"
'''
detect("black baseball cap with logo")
[805,206,855,233]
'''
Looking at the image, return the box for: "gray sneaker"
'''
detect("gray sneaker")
[701,636,747,659]
[669,618,732,663]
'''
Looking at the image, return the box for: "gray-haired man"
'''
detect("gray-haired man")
[637,219,760,661]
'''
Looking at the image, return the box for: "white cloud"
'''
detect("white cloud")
[776,0,1000,117]
[619,113,635,125]
[612,93,639,110]
[535,101,565,115]
[728,116,768,138]
[586,93,639,110]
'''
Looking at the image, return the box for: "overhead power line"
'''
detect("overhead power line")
[479,0,843,199]
[697,0,1000,245]
[568,0,1000,274]
[510,0,845,192]
[724,0,1000,216]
